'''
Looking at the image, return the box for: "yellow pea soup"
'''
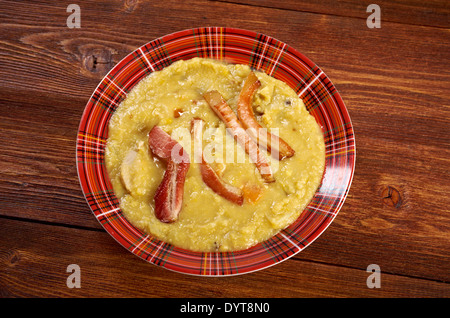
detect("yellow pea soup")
[105,58,325,252]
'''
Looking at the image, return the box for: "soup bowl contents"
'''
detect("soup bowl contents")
[105,57,325,252]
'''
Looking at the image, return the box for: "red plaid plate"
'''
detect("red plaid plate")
[77,27,355,276]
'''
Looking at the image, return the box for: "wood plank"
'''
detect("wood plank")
[1,218,448,297]
[0,89,100,229]
[0,0,447,102]
[0,0,448,102]
[212,0,450,28]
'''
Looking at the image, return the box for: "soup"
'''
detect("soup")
[105,57,325,252]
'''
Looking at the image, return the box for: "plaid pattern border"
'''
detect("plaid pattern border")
[76,27,355,276]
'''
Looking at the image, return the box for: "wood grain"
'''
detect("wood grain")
[212,0,450,28]
[0,0,449,297]
[1,218,448,297]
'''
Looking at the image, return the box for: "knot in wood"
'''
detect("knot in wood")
[82,46,115,77]
[381,186,402,209]
[7,250,21,266]
[124,0,139,12]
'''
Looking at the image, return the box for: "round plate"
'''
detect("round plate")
[76,27,355,276]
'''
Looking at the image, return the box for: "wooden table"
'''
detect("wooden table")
[1,0,449,299]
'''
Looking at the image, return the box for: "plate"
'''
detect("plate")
[76,27,355,276]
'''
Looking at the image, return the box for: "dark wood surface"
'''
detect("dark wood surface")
[1,0,449,298]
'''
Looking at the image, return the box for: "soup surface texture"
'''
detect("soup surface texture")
[105,57,325,252]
